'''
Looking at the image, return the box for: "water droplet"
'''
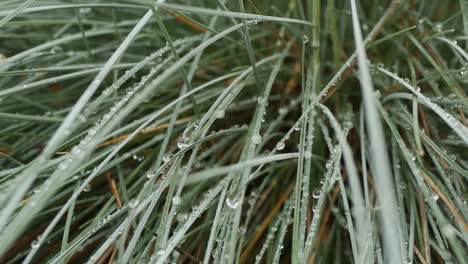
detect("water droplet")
[334,174,340,181]
[431,193,439,201]
[163,153,172,163]
[276,141,285,150]
[132,153,144,162]
[88,128,97,136]
[172,196,183,205]
[226,195,239,209]
[399,182,407,190]
[312,188,321,199]
[83,184,91,192]
[177,138,188,150]
[177,213,188,222]
[312,205,320,214]
[301,34,309,44]
[214,109,225,119]
[278,107,288,115]
[79,7,91,14]
[146,172,155,179]
[252,134,262,144]
[31,238,41,249]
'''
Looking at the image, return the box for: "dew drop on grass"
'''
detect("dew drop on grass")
[177,138,187,150]
[431,193,440,201]
[312,188,321,199]
[83,184,91,192]
[163,153,172,163]
[276,141,285,150]
[399,182,407,190]
[312,205,320,214]
[172,196,183,205]
[132,153,144,162]
[177,213,188,222]
[334,173,341,181]
[226,195,239,209]
[31,239,40,249]
[278,107,287,115]
[31,234,43,249]
[79,7,91,14]
[214,109,225,119]
[301,34,309,44]
[252,134,262,144]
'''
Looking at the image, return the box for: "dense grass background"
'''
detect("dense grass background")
[0,0,467,263]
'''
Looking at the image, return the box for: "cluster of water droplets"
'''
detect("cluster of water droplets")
[245,19,259,30]
[254,213,282,264]
[430,93,463,109]
[132,152,144,162]
[57,71,149,174]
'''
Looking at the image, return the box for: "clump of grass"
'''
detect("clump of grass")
[0,0,467,263]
